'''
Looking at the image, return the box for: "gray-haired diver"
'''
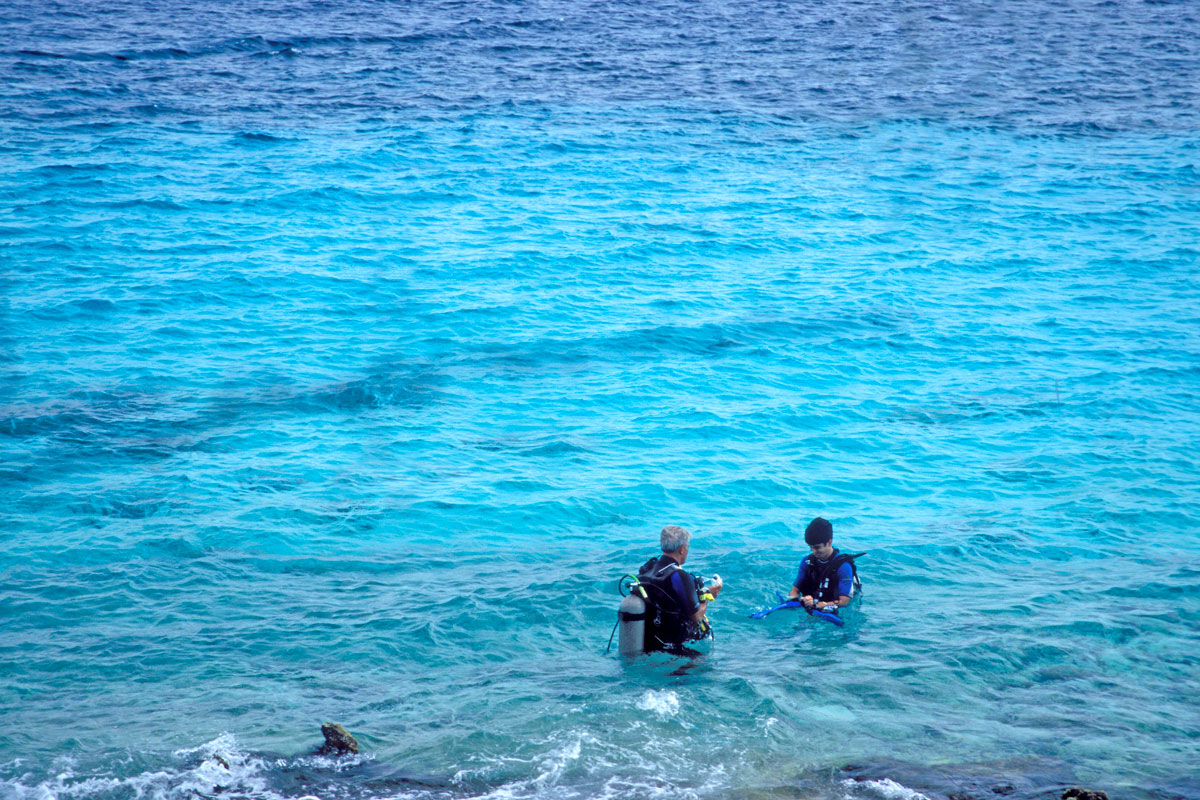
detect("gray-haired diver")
[615,525,723,655]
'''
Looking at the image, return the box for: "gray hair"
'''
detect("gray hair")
[660,525,691,553]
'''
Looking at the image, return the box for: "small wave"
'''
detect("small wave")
[102,197,186,211]
[531,735,583,788]
[521,440,590,457]
[24,296,123,321]
[223,35,297,53]
[1,734,276,800]
[74,298,118,313]
[635,689,680,717]
[451,732,692,800]
[596,323,743,358]
[153,326,195,339]
[109,47,191,60]
[137,535,207,560]
[251,46,300,58]
[31,163,115,175]
[234,131,293,143]
[312,371,441,412]
[0,734,424,800]
[810,704,857,724]
[71,497,163,520]
[844,777,933,800]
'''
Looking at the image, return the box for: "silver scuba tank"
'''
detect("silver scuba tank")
[617,591,647,656]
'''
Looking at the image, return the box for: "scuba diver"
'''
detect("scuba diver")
[785,516,862,612]
[616,525,723,655]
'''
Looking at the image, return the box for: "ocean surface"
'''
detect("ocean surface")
[2,1,1198,799]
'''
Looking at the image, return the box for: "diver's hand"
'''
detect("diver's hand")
[801,595,815,609]
[707,574,723,598]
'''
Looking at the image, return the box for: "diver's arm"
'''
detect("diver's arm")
[788,559,810,604]
[692,575,722,622]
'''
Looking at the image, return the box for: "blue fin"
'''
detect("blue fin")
[750,599,804,619]
[806,606,845,627]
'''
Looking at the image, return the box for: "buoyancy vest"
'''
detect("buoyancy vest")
[636,555,702,650]
[798,549,864,602]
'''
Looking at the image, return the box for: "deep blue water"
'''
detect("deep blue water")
[2,2,1199,799]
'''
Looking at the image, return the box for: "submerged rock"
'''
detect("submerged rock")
[1063,789,1108,800]
[319,722,359,755]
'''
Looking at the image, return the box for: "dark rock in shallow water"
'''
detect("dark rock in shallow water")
[319,722,359,755]
[1064,789,1109,800]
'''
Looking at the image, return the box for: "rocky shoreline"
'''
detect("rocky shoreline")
[196,725,1125,800]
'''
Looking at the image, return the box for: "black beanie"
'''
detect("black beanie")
[804,517,833,545]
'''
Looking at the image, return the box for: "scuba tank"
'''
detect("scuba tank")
[617,590,648,656]
[608,565,716,656]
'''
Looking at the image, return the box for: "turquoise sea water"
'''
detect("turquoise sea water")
[2,2,1199,799]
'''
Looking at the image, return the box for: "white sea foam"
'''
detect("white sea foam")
[530,734,583,788]
[453,732,593,800]
[0,727,736,800]
[635,689,680,717]
[0,734,284,800]
[844,777,933,800]
[450,727,717,800]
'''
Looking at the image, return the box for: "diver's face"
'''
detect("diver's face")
[809,541,834,560]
